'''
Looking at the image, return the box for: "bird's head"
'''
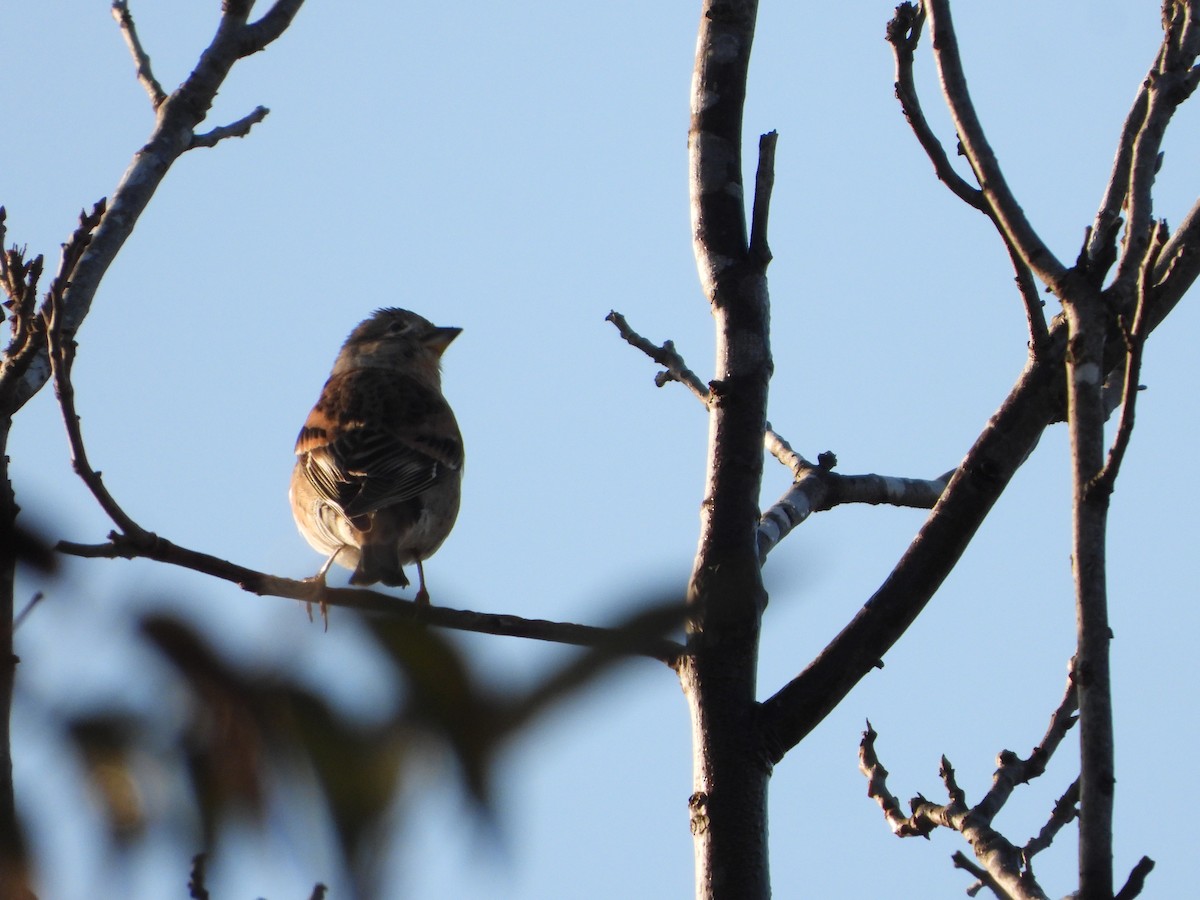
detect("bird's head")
[334,308,461,380]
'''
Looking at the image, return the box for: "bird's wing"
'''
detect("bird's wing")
[295,369,463,517]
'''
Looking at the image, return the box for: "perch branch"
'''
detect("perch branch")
[55,533,684,663]
[47,300,682,664]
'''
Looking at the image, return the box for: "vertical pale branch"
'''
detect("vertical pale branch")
[680,1,774,897]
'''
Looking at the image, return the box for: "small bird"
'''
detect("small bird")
[290,308,463,604]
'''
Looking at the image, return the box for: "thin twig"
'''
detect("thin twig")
[1003,239,1050,357]
[605,310,710,403]
[924,0,1067,291]
[861,723,1054,899]
[858,721,937,837]
[973,673,1079,826]
[11,593,44,632]
[189,106,270,150]
[1111,7,1200,293]
[1113,856,1156,900]
[749,131,777,265]
[1091,220,1165,497]
[887,4,1049,354]
[885,3,985,211]
[952,852,1008,900]
[111,0,167,108]
[45,286,145,540]
[1022,778,1079,864]
[608,308,952,557]
[762,427,811,478]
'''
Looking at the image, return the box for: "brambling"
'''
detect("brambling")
[290,308,463,604]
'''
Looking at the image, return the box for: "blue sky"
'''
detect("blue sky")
[3,2,1198,897]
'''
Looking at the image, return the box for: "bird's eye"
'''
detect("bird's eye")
[386,319,410,335]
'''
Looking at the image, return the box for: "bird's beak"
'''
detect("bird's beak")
[424,326,462,355]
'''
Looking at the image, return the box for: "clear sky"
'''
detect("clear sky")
[3,2,1198,898]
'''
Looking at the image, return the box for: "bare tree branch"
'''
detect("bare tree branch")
[861,726,1052,900]
[924,0,1067,291]
[1022,778,1079,865]
[1060,290,1115,896]
[1092,221,1164,496]
[47,307,684,663]
[858,721,936,838]
[887,3,1049,355]
[952,852,1010,900]
[2,0,307,415]
[1085,85,1147,281]
[886,3,984,212]
[57,535,685,663]
[1110,6,1200,295]
[972,675,1079,827]
[189,106,270,150]
[111,0,167,108]
[243,0,307,55]
[607,309,949,540]
[605,310,710,403]
[1114,856,1156,900]
[1003,239,1050,357]
[46,255,145,540]
[1147,193,1200,328]
[756,464,950,563]
[749,131,777,265]
[758,336,1062,760]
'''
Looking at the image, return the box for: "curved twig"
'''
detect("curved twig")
[924,0,1067,291]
